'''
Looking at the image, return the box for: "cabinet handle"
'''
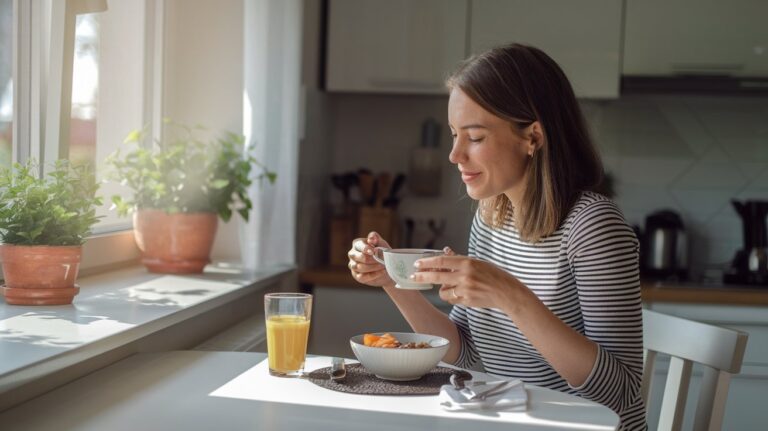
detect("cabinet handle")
[368,78,445,91]
[671,63,745,75]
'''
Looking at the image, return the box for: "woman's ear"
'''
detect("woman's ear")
[525,121,545,156]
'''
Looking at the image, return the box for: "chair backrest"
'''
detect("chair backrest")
[642,309,749,431]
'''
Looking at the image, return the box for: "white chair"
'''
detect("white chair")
[642,309,749,431]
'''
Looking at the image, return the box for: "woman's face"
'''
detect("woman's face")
[447,88,534,202]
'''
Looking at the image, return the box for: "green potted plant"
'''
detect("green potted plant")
[0,160,102,305]
[107,121,276,274]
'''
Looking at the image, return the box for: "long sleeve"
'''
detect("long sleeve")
[566,199,646,429]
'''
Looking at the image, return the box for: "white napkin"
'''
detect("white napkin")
[438,380,527,412]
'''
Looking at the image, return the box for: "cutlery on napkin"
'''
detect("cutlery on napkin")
[438,379,527,411]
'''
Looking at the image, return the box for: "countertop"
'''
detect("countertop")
[300,267,768,306]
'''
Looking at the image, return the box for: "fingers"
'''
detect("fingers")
[366,231,380,246]
[443,246,456,256]
[439,285,461,304]
[414,254,465,270]
[352,238,374,254]
[348,261,380,274]
[354,268,387,283]
[410,269,456,285]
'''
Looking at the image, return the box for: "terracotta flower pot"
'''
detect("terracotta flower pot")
[0,245,82,305]
[133,209,218,274]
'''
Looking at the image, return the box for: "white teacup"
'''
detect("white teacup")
[372,248,445,290]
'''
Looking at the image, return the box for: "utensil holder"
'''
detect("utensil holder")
[329,214,357,266]
[358,206,399,248]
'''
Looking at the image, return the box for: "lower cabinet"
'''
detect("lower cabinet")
[645,302,768,430]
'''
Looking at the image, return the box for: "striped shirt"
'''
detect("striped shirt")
[449,191,646,430]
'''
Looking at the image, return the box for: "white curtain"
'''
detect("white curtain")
[240,0,302,269]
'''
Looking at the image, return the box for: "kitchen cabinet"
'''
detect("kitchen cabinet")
[325,0,467,94]
[645,302,768,430]
[624,0,768,77]
[469,0,622,98]
[325,0,622,98]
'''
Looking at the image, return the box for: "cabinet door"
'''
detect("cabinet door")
[469,0,622,99]
[325,0,467,94]
[624,0,768,77]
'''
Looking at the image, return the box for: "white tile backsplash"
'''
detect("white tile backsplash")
[325,93,768,280]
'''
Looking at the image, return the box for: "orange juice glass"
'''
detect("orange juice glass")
[264,293,312,377]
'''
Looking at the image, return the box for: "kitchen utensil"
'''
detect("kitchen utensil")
[331,175,349,204]
[468,380,520,401]
[357,169,375,206]
[449,371,489,390]
[642,210,688,281]
[383,173,406,208]
[331,172,359,215]
[425,219,447,249]
[404,218,415,248]
[331,357,346,382]
[449,371,473,390]
[724,199,768,285]
[375,172,391,208]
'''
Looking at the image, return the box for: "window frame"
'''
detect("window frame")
[9,0,167,273]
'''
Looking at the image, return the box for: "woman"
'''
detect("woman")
[347,44,645,430]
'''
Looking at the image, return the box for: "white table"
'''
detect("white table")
[0,351,619,430]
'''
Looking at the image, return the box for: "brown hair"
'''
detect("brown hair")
[446,44,603,243]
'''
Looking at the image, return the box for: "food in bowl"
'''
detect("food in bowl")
[363,333,430,349]
[350,332,450,381]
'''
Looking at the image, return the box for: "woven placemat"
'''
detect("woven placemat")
[307,363,456,395]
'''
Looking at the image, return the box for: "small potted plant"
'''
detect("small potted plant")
[0,160,102,305]
[107,121,275,274]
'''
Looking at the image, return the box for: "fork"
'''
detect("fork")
[468,380,519,401]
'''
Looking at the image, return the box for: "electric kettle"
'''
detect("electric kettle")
[642,210,688,281]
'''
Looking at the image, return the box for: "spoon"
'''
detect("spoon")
[331,357,346,382]
[449,370,476,389]
[467,380,520,401]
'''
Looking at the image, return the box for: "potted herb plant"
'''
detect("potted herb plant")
[0,160,102,305]
[107,121,275,274]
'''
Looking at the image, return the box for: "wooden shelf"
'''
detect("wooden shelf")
[300,267,768,306]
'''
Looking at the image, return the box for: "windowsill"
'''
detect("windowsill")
[0,262,294,401]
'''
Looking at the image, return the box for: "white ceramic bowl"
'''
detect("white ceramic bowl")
[349,332,450,381]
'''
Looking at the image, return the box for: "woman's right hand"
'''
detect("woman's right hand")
[347,231,394,287]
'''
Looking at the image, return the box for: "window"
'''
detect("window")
[8,0,163,270]
[0,0,12,168]
[70,13,99,169]
[66,1,154,233]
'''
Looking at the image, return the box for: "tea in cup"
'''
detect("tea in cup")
[372,248,445,290]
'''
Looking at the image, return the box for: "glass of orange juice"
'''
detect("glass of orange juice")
[264,292,312,377]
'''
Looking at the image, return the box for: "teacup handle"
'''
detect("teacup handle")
[371,247,389,265]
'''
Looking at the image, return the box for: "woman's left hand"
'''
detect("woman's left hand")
[412,253,521,308]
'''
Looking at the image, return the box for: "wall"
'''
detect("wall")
[297,0,334,269]
[325,93,768,280]
[163,0,245,262]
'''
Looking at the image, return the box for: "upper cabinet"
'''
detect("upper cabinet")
[624,0,768,77]
[325,0,621,98]
[325,0,467,95]
[469,0,623,99]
